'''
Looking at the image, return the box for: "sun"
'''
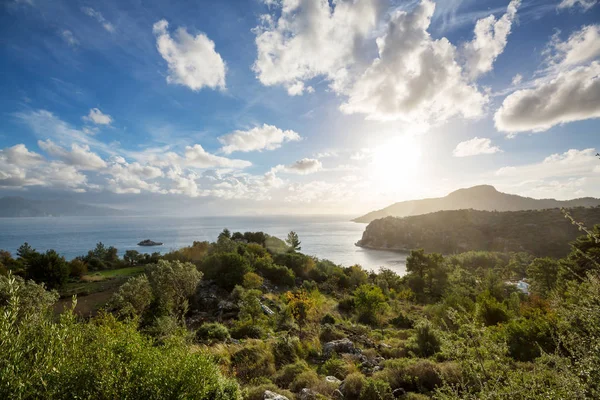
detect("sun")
[369,135,423,194]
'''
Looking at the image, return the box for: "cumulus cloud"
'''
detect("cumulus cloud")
[254,0,500,124]
[81,7,115,32]
[272,158,323,175]
[546,25,600,68]
[38,140,107,170]
[558,0,597,11]
[340,1,487,122]
[83,108,112,125]
[153,19,226,91]
[463,0,521,79]
[218,124,301,154]
[253,0,384,95]
[182,144,251,169]
[494,61,600,133]
[453,137,502,157]
[496,148,599,179]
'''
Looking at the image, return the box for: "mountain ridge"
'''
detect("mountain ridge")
[353,185,600,223]
[0,196,127,218]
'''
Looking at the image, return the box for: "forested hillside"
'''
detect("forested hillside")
[353,185,600,223]
[357,207,600,257]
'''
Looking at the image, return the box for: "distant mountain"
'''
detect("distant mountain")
[0,197,127,218]
[356,207,600,258]
[353,185,600,223]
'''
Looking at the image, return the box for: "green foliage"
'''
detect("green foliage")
[274,252,315,280]
[286,230,301,251]
[353,284,389,326]
[341,372,366,400]
[196,322,230,344]
[320,323,345,342]
[242,271,264,289]
[202,252,251,290]
[272,336,301,367]
[254,257,296,287]
[273,360,310,388]
[243,384,295,400]
[230,342,276,383]
[124,249,143,266]
[406,249,447,302]
[503,315,555,362]
[0,276,240,399]
[320,356,350,380]
[25,249,70,289]
[408,320,441,358]
[290,369,320,393]
[109,274,153,318]
[230,322,265,339]
[359,378,394,400]
[475,292,510,326]
[146,260,202,318]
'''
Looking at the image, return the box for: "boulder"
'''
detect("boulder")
[326,376,342,385]
[393,388,406,398]
[264,390,289,400]
[299,388,317,400]
[323,338,357,356]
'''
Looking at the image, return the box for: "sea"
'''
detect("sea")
[0,215,408,275]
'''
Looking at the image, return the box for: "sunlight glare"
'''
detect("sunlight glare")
[369,135,423,195]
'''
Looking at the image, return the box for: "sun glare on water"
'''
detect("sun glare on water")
[369,135,423,195]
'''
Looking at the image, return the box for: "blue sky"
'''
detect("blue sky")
[0,0,599,215]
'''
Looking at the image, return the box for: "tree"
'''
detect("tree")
[527,257,560,298]
[238,288,265,325]
[286,231,301,251]
[243,272,264,289]
[218,228,231,241]
[25,250,69,290]
[68,259,87,278]
[353,284,389,326]
[147,260,203,319]
[202,252,251,291]
[124,250,142,266]
[285,289,315,336]
[17,243,35,261]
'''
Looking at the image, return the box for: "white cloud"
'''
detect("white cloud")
[83,108,113,125]
[463,0,521,79]
[558,0,597,11]
[182,144,251,169]
[494,61,600,133]
[81,7,115,32]
[252,0,384,95]
[104,159,165,195]
[254,0,494,124]
[272,158,323,175]
[38,140,107,170]
[153,19,226,91]
[0,144,44,167]
[339,0,487,123]
[511,73,523,86]
[546,25,600,68]
[218,124,301,154]
[496,148,599,179]
[453,137,502,157]
[61,30,79,47]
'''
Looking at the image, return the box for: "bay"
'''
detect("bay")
[0,215,407,275]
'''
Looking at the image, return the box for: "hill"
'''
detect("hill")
[352,185,600,223]
[356,207,600,258]
[0,196,126,218]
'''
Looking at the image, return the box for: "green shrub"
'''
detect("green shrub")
[359,378,393,400]
[230,322,265,339]
[147,260,202,318]
[109,274,153,318]
[244,384,294,400]
[476,293,511,326]
[320,323,345,343]
[201,252,251,291]
[321,313,336,324]
[408,320,441,357]
[341,372,366,400]
[338,296,355,313]
[0,276,240,399]
[25,250,70,289]
[272,336,300,366]
[290,369,320,393]
[504,315,555,362]
[373,358,458,393]
[68,259,88,278]
[273,361,311,388]
[230,342,276,383]
[196,322,230,344]
[390,312,413,329]
[320,356,350,380]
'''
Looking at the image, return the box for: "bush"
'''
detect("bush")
[359,378,393,400]
[196,322,230,344]
[25,250,70,289]
[109,274,153,318]
[272,336,300,366]
[341,372,366,400]
[243,272,264,289]
[504,316,555,362]
[147,260,202,318]
[408,320,441,357]
[230,322,265,339]
[320,323,345,343]
[374,358,453,392]
[390,312,413,329]
[254,257,296,287]
[0,276,240,399]
[201,252,251,291]
[321,313,336,324]
[69,259,88,278]
[244,384,294,400]
[273,361,311,388]
[290,369,320,393]
[476,293,511,326]
[230,342,276,383]
[320,356,350,380]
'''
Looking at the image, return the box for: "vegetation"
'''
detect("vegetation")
[1,222,600,399]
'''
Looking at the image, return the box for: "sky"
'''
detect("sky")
[0,0,599,216]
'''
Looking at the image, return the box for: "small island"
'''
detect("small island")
[137,239,163,246]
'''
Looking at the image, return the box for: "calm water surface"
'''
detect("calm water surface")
[0,215,407,275]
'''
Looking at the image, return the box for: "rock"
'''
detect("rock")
[332,389,344,399]
[323,338,357,356]
[374,356,385,365]
[373,366,382,372]
[137,239,163,246]
[326,376,342,385]
[393,388,406,398]
[299,388,317,400]
[379,343,392,349]
[264,390,289,400]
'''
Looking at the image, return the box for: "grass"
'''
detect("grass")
[86,266,146,279]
